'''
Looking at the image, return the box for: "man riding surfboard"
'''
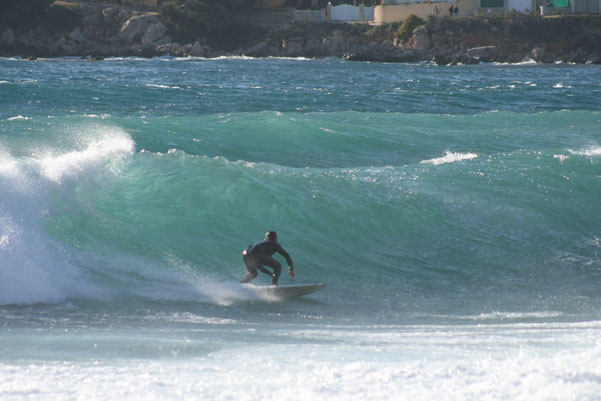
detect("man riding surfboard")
[240,231,294,286]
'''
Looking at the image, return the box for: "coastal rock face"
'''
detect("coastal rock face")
[2,5,601,65]
[1,29,16,47]
[102,7,121,24]
[0,6,177,57]
[281,38,304,56]
[246,41,272,57]
[68,28,85,43]
[142,22,167,45]
[344,41,417,63]
[412,27,430,50]
[322,30,346,54]
[120,14,164,45]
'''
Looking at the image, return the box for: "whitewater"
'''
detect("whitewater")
[1,57,601,400]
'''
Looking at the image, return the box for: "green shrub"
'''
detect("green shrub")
[397,14,425,43]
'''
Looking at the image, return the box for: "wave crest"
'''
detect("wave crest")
[420,151,478,165]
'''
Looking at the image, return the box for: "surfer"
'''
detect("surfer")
[241,231,294,286]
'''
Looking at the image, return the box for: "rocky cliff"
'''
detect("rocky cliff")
[252,15,601,64]
[1,5,600,65]
[0,6,192,58]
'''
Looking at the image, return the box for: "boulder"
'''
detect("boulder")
[56,37,78,54]
[531,47,545,62]
[189,41,206,57]
[466,45,497,62]
[171,43,184,57]
[120,14,162,44]
[68,28,85,43]
[246,41,269,57]
[142,31,170,49]
[154,35,172,46]
[143,22,166,44]
[412,27,430,50]
[157,43,184,57]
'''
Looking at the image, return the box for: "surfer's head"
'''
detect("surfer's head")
[265,231,277,242]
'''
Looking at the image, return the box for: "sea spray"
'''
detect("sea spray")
[0,124,134,304]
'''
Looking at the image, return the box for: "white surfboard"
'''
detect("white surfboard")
[243,283,326,298]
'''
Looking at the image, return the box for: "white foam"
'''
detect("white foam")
[568,146,601,157]
[420,151,478,166]
[143,312,237,325]
[82,114,111,119]
[473,311,564,320]
[6,115,30,121]
[37,129,134,183]
[146,84,181,90]
[0,127,134,305]
[0,151,20,179]
[187,278,290,305]
[2,321,601,400]
[319,127,337,134]
[554,154,569,162]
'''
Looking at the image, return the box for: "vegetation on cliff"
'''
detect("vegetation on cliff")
[0,0,81,34]
[397,15,425,43]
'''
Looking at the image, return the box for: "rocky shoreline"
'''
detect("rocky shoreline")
[1,5,600,65]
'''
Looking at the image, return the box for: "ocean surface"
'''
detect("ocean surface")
[1,56,601,400]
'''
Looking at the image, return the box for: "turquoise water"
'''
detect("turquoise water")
[1,58,601,400]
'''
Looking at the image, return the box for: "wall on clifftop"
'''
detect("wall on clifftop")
[374,0,471,23]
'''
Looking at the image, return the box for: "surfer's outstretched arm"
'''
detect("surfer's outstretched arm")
[277,247,294,279]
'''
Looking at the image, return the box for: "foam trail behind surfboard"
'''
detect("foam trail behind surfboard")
[242,283,326,299]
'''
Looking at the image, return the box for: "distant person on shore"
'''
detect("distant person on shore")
[449,5,454,16]
[240,231,294,286]
[454,5,459,15]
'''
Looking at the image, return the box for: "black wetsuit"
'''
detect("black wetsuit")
[241,240,293,285]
